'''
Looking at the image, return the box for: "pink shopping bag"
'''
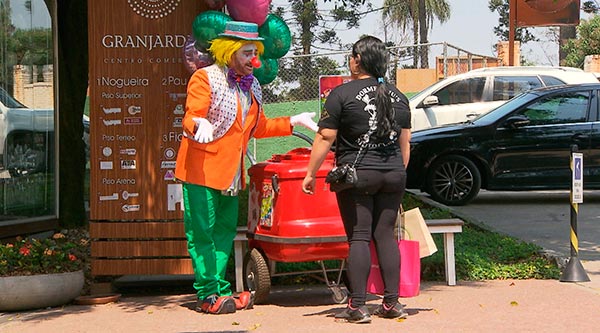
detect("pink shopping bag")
[366,239,420,297]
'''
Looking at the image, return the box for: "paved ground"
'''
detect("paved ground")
[2,192,600,332]
[1,277,599,333]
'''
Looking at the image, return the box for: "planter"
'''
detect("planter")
[0,270,84,311]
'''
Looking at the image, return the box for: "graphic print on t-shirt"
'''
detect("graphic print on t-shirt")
[355,86,379,145]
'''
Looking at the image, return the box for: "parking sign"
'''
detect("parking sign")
[572,153,583,203]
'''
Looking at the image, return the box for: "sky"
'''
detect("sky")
[9,0,592,67]
[271,0,597,67]
[10,0,51,29]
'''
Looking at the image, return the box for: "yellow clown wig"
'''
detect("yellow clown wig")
[209,37,264,67]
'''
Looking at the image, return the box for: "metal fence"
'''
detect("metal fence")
[263,42,499,104]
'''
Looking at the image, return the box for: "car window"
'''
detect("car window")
[540,75,566,87]
[433,77,486,105]
[0,87,27,108]
[517,91,590,126]
[492,76,543,101]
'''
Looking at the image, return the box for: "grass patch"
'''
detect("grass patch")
[423,224,560,281]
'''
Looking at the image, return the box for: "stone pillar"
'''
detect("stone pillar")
[43,65,53,83]
[12,65,30,103]
[496,41,521,66]
[583,55,600,73]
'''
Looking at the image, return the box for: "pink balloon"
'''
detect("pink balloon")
[204,0,226,10]
[183,35,214,74]
[226,0,271,26]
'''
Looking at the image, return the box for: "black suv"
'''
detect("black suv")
[406,83,600,206]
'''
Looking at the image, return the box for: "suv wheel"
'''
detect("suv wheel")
[425,155,481,206]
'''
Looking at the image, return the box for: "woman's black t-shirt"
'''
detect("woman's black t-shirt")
[318,77,411,170]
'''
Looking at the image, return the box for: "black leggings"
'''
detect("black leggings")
[336,169,406,307]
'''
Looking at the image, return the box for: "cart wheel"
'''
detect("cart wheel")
[331,285,348,304]
[243,248,271,304]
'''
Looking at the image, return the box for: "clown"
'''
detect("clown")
[175,21,317,315]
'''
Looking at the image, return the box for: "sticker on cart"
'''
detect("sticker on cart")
[247,182,260,232]
[259,182,274,227]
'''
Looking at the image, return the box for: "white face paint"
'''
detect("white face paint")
[230,43,259,76]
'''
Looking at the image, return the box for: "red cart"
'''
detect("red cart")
[244,137,349,304]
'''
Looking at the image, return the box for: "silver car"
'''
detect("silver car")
[409,66,600,131]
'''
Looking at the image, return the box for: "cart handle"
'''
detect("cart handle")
[245,130,315,166]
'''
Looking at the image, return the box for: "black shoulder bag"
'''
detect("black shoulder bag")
[325,139,367,192]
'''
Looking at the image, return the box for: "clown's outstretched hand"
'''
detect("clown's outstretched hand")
[192,117,214,143]
[290,112,318,132]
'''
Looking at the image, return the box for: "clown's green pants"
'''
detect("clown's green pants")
[182,183,238,300]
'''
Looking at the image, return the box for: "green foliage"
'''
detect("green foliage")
[488,0,538,44]
[382,0,451,68]
[268,1,371,102]
[562,15,600,68]
[0,231,85,276]
[422,224,560,281]
[9,28,53,65]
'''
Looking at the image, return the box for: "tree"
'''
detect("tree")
[272,0,369,101]
[489,0,599,65]
[43,0,88,228]
[562,14,600,68]
[488,0,538,44]
[0,1,15,88]
[8,28,53,65]
[382,0,450,68]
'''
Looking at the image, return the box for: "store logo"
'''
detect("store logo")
[164,170,175,181]
[128,105,142,115]
[99,193,119,201]
[103,107,121,114]
[124,117,143,125]
[103,119,121,126]
[121,160,137,170]
[164,148,176,159]
[122,204,140,212]
[122,191,139,200]
[120,148,137,155]
[161,161,176,169]
[173,104,184,115]
[172,117,182,127]
[128,0,181,19]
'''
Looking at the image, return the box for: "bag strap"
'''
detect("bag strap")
[398,205,403,240]
[398,205,413,241]
[350,128,374,168]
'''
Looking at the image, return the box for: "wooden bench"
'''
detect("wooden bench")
[425,218,464,286]
[233,218,463,292]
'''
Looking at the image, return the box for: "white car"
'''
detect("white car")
[0,88,53,176]
[1,87,90,176]
[409,66,600,131]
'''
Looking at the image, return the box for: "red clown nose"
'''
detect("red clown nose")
[251,56,261,68]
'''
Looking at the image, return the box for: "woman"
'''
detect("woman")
[302,36,411,324]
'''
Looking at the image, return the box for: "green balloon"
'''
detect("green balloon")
[258,14,291,59]
[253,57,279,85]
[192,10,231,50]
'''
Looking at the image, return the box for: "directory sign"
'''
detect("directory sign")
[88,0,204,220]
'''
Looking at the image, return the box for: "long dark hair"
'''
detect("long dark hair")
[352,36,395,138]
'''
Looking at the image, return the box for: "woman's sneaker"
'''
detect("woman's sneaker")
[196,294,236,314]
[334,305,372,324]
[373,302,408,319]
